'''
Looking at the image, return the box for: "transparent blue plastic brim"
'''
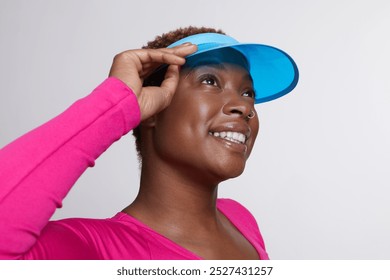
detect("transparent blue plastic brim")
[168,33,299,104]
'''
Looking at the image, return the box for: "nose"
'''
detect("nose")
[222,91,253,120]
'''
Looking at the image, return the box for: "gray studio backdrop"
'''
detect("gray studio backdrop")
[1,0,389,259]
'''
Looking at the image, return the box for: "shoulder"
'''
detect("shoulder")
[217,198,261,234]
[25,215,151,259]
[217,198,257,221]
[217,198,269,259]
[24,218,100,259]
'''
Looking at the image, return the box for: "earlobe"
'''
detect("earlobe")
[142,115,157,128]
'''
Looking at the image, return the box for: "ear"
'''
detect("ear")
[141,115,157,128]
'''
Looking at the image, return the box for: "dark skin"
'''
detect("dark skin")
[110,45,260,260]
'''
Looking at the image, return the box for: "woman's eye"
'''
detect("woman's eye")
[201,76,218,86]
[242,90,255,99]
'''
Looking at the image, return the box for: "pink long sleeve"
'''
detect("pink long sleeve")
[0,78,141,259]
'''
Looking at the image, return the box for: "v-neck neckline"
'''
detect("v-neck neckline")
[113,199,262,260]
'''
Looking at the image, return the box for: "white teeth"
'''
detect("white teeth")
[211,131,246,144]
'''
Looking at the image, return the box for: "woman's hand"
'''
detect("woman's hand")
[109,44,197,121]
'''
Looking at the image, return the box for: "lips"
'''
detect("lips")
[208,122,251,147]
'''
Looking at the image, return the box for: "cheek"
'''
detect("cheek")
[167,88,220,130]
[153,98,213,154]
[246,116,260,156]
[252,116,260,139]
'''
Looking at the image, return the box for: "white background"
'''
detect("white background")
[1,0,389,259]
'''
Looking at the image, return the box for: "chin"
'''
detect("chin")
[214,161,246,182]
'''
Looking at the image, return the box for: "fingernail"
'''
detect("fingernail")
[181,42,192,46]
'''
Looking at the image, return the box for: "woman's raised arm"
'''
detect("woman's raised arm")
[0,44,196,259]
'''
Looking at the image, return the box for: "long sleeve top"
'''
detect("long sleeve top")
[0,78,269,260]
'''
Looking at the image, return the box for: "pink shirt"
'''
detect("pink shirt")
[0,78,269,260]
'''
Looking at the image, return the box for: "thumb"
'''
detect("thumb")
[158,64,181,108]
[138,65,181,121]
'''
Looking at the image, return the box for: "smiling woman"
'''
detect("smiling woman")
[0,26,298,260]
[148,62,259,180]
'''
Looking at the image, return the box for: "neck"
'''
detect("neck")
[123,158,222,234]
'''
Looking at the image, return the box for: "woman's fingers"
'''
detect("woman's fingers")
[138,44,197,65]
[109,44,196,90]
[108,44,197,121]
[137,44,197,75]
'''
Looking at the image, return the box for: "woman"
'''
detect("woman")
[0,27,298,260]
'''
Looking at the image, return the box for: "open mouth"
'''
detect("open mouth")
[208,131,247,145]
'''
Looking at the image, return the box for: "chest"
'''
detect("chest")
[178,229,260,260]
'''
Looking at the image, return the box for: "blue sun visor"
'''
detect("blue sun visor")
[168,33,299,104]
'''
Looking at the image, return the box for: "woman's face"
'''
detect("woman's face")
[151,52,259,183]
